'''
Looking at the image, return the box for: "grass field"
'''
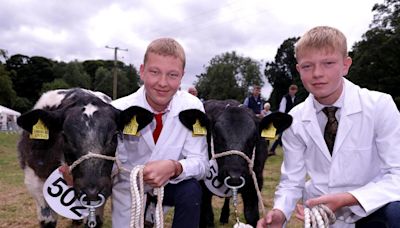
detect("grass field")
[0,132,302,227]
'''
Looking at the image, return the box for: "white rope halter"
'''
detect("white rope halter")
[210,137,266,217]
[304,204,336,228]
[69,152,116,172]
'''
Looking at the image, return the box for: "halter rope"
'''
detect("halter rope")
[210,137,266,219]
[68,152,165,228]
[69,152,116,172]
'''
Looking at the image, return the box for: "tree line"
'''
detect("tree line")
[0,55,140,112]
[1,0,399,113]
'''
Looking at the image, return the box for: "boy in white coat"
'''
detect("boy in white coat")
[257,26,400,227]
[112,38,208,227]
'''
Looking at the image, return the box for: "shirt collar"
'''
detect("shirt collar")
[313,82,345,114]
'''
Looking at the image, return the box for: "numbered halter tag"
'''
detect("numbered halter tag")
[204,160,232,197]
[30,119,49,140]
[43,168,89,219]
[123,115,139,136]
[192,119,207,136]
[261,123,276,140]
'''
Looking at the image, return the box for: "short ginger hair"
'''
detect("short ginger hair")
[295,26,348,60]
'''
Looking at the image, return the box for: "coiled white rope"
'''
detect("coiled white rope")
[304,204,336,228]
[129,165,164,228]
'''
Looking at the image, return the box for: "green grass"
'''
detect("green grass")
[0,133,302,227]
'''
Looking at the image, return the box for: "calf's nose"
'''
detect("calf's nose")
[82,186,102,201]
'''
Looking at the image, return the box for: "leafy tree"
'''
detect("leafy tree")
[264,37,306,110]
[41,78,70,93]
[13,97,32,113]
[122,64,140,94]
[6,55,55,106]
[348,0,400,108]
[0,65,16,107]
[84,60,140,96]
[94,66,135,98]
[195,51,262,101]
[94,67,112,95]
[63,60,91,88]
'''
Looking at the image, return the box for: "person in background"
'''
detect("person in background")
[243,85,263,116]
[260,102,272,117]
[188,87,198,97]
[257,26,400,228]
[278,84,298,113]
[112,38,208,228]
[268,84,298,155]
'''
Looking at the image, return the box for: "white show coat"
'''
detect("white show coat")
[274,79,400,228]
[111,86,208,227]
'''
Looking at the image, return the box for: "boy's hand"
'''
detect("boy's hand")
[58,164,73,186]
[143,160,180,187]
[305,192,359,213]
[257,209,285,228]
[294,203,305,221]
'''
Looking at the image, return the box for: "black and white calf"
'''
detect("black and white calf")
[17,88,153,228]
[200,99,292,227]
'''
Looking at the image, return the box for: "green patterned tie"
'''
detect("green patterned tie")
[323,107,338,154]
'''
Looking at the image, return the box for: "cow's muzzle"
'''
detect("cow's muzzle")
[80,193,106,228]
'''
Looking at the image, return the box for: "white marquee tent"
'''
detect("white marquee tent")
[0,105,21,131]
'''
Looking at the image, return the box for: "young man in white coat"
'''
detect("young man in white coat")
[111,38,208,227]
[257,26,400,228]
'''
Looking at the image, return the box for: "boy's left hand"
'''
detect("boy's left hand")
[305,192,359,213]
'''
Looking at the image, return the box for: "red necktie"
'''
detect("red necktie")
[153,113,163,143]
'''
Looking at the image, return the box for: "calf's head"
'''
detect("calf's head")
[18,102,153,201]
[208,106,292,187]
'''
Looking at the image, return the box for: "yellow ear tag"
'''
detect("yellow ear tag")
[123,115,140,136]
[261,123,277,140]
[30,119,49,140]
[192,119,207,136]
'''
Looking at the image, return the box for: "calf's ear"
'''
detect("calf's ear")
[119,106,153,131]
[260,112,293,134]
[17,109,63,133]
[179,109,208,132]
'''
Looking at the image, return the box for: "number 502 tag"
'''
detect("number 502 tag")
[204,160,232,198]
[43,168,89,219]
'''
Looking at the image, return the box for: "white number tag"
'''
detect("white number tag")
[204,160,232,197]
[43,169,89,219]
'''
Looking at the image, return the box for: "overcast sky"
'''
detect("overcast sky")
[1,0,382,96]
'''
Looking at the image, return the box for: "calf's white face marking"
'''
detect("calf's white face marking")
[83,103,98,117]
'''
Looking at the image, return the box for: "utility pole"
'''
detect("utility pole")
[105,45,128,99]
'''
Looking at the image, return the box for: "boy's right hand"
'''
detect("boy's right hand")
[257,209,285,228]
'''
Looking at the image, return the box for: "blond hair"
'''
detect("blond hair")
[295,26,348,60]
[144,38,186,69]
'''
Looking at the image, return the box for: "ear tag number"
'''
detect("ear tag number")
[123,115,139,136]
[261,123,277,140]
[193,119,207,136]
[43,168,89,219]
[30,119,49,140]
